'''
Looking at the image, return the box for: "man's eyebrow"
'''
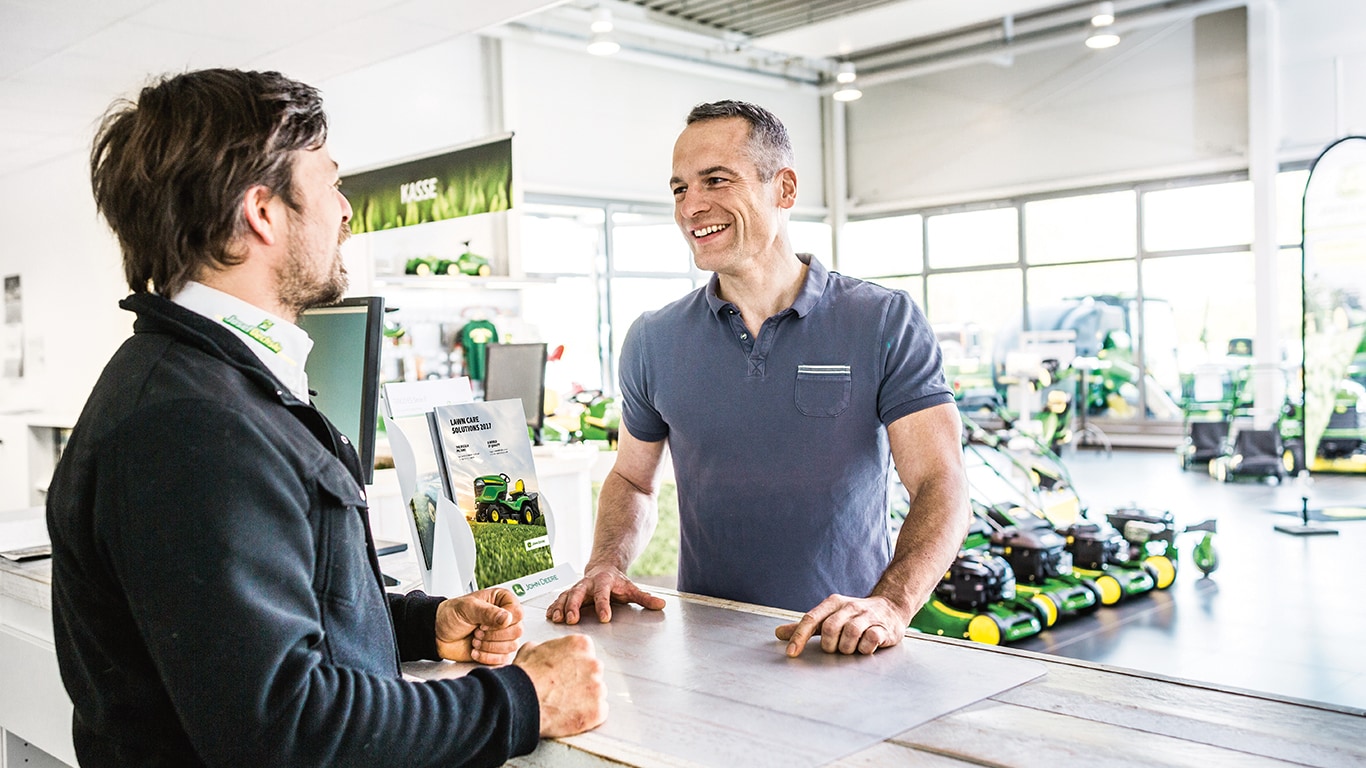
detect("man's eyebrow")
[670,166,739,187]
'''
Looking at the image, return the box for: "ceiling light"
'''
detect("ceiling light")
[833,83,862,102]
[1091,1,1116,27]
[836,61,857,85]
[587,31,620,56]
[1086,31,1121,49]
[590,7,614,34]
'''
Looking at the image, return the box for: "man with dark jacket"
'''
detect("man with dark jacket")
[46,68,605,767]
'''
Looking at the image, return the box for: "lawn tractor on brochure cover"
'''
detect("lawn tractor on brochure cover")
[472,473,544,525]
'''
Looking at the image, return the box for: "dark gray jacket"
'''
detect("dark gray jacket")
[47,292,538,767]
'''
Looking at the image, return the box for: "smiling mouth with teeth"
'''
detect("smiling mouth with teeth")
[692,223,729,238]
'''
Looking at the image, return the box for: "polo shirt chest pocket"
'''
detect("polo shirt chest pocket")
[795,364,852,417]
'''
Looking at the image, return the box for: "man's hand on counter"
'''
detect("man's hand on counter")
[435,587,525,665]
[775,594,909,657]
[515,635,608,737]
[545,565,666,624]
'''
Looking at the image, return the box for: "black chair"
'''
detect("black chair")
[1180,419,1229,470]
[1224,427,1286,483]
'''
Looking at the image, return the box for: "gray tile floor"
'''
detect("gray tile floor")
[1015,446,1366,713]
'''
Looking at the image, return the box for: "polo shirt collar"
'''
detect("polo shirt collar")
[171,281,314,402]
[704,252,829,318]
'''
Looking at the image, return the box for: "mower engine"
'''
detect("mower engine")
[1060,521,1126,570]
[936,550,1016,610]
[990,524,1072,584]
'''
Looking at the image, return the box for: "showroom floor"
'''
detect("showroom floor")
[1010,445,1366,714]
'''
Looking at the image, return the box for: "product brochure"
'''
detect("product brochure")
[431,398,573,597]
[382,379,572,600]
[381,378,475,596]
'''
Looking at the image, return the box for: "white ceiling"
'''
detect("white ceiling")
[0,0,1064,181]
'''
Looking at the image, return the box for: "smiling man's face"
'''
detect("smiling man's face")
[670,117,791,275]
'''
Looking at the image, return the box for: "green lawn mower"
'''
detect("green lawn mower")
[909,547,1044,645]
[1105,506,1218,587]
[472,473,543,525]
[1057,519,1157,605]
[975,504,1099,627]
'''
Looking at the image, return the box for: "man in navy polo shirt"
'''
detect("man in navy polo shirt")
[547,100,970,658]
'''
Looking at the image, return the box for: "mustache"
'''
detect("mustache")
[338,223,352,247]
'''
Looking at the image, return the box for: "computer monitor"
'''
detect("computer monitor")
[481,342,548,446]
[296,296,385,485]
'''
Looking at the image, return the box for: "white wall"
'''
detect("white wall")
[1280,0,1366,156]
[846,10,1249,210]
[0,151,127,419]
[503,39,825,210]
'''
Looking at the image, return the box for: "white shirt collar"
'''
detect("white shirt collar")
[171,282,314,402]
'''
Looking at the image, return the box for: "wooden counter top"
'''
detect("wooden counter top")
[407,588,1365,768]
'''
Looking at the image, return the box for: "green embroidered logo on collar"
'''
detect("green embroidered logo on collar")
[222,315,283,354]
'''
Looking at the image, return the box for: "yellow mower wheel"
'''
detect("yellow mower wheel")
[967,615,1003,645]
[1146,555,1177,589]
[1030,594,1059,627]
[1095,574,1123,605]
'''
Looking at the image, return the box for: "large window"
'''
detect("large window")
[927,207,1018,269]
[518,168,1306,428]
[1025,190,1136,265]
[840,215,923,277]
[1142,180,1253,252]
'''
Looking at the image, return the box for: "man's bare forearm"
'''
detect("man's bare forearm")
[870,473,970,621]
[586,469,659,573]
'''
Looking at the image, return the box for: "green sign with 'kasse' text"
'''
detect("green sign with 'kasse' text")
[342,135,512,234]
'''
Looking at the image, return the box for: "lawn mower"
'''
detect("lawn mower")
[974,503,1098,626]
[909,547,1044,645]
[472,473,543,525]
[1055,519,1157,605]
[1105,505,1218,587]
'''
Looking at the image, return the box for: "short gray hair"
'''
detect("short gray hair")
[685,100,794,181]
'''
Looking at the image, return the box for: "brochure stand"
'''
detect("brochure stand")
[382,379,575,600]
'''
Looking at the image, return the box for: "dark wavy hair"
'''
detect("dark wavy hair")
[684,100,794,181]
[90,69,328,296]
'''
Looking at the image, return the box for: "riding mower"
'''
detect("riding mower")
[472,473,544,525]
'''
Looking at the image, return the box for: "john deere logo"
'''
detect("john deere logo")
[511,583,525,597]
[222,315,282,353]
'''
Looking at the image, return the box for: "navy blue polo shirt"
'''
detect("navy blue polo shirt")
[618,254,953,612]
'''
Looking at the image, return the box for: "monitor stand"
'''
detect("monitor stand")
[375,539,409,586]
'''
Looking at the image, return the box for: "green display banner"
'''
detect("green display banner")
[1302,136,1366,464]
[342,136,512,234]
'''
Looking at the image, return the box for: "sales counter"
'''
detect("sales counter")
[2,504,1362,767]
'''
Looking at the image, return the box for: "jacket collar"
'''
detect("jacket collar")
[119,292,307,408]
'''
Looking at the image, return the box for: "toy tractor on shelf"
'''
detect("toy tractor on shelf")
[909,547,1044,645]
[450,240,492,277]
[472,473,543,525]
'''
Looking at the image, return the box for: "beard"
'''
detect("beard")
[276,219,350,317]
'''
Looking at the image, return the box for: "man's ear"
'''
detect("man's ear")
[241,184,282,247]
[774,167,798,210]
